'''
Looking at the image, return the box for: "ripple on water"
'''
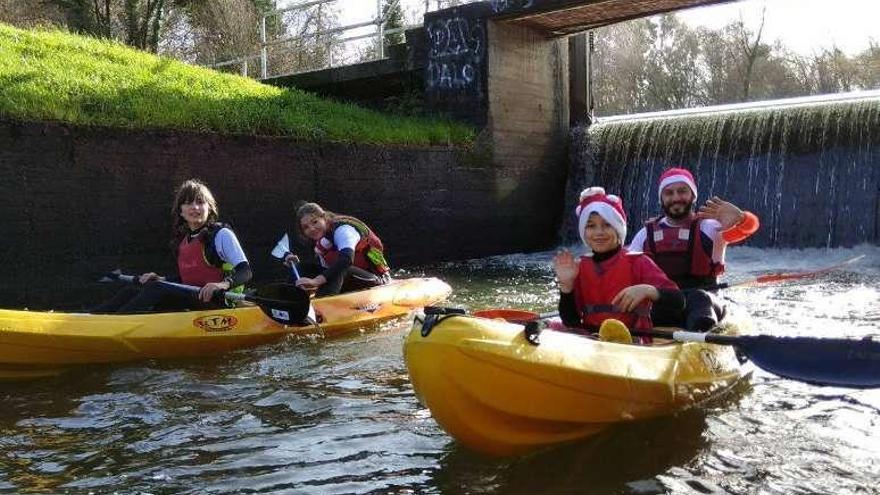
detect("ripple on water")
[1,247,879,494]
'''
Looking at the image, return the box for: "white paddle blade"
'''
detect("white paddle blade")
[270,234,290,259]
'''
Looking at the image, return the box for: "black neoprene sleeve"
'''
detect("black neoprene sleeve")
[558,291,582,327]
[229,261,253,287]
[321,248,354,285]
[655,288,685,313]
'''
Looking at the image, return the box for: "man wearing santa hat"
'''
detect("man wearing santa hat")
[628,167,760,331]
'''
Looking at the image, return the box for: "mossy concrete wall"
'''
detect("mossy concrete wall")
[0,119,563,309]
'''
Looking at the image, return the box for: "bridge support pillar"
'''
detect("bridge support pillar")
[486,20,569,173]
[568,33,592,126]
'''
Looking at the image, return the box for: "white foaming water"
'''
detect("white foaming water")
[1,246,877,494]
[463,243,880,278]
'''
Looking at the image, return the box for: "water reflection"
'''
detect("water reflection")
[436,410,711,495]
[1,247,878,494]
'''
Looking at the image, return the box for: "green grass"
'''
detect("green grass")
[0,23,474,145]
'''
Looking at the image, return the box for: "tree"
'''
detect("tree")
[43,0,169,52]
[853,41,880,90]
[735,8,768,100]
[694,10,773,103]
[0,0,65,27]
[642,15,706,110]
[382,0,404,48]
[123,0,167,52]
[277,1,342,73]
[178,0,264,65]
[592,18,653,114]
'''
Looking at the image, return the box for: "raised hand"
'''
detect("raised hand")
[697,196,745,229]
[552,249,579,293]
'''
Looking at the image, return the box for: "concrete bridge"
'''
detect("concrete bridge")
[270,0,737,184]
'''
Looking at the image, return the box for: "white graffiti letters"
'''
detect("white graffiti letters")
[490,0,534,14]
[426,60,476,90]
[426,17,483,60]
[426,16,484,92]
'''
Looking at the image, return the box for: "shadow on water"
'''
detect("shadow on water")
[431,382,751,495]
[1,248,876,494]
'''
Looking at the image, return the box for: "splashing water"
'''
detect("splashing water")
[565,93,880,248]
[0,246,878,494]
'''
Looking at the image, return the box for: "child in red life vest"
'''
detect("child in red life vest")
[553,187,685,340]
[288,202,390,297]
[93,179,252,313]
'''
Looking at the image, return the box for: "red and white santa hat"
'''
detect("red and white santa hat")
[657,167,698,201]
[575,187,627,248]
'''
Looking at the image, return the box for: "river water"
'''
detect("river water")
[1,246,878,494]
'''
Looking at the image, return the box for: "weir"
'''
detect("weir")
[3,0,877,310]
[563,91,880,247]
[276,0,880,249]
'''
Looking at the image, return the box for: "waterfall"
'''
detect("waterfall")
[564,91,880,248]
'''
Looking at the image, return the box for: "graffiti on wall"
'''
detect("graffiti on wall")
[425,14,485,96]
[489,0,535,14]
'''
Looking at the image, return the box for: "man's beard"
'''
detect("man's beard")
[663,201,693,220]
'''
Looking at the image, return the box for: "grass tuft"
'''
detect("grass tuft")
[0,23,474,146]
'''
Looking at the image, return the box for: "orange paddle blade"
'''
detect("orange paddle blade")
[752,254,866,285]
[473,309,540,323]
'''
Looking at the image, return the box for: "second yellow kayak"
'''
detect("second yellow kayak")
[0,277,451,380]
[403,310,750,457]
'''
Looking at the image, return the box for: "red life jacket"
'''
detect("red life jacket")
[573,250,653,332]
[316,216,389,275]
[177,234,224,287]
[643,217,724,289]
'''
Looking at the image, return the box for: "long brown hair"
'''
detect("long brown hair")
[171,179,219,247]
[295,202,335,242]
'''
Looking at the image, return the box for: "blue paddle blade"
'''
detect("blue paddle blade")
[735,335,880,389]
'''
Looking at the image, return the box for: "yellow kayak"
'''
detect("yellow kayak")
[403,310,750,457]
[0,278,451,380]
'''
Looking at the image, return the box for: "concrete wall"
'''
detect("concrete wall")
[482,21,571,240]
[0,119,561,310]
[488,22,569,176]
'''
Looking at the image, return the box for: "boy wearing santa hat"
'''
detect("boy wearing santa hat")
[629,167,760,331]
[553,187,684,341]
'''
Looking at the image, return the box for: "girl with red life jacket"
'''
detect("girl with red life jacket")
[288,202,390,297]
[553,187,684,341]
[93,179,252,313]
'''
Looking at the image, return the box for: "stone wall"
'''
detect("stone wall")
[0,119,562,309]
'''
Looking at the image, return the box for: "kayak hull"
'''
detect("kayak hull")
[403,313,749,457]
[0,278,451,379]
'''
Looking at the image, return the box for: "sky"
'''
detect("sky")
[280,0,879,56]
[676,0,879,55]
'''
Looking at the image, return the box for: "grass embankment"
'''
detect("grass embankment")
[0,23,474,145]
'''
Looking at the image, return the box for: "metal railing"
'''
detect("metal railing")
[210,0,461,80]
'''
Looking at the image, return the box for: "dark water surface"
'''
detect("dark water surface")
[1,246,878,494]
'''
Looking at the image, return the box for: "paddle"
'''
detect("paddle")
[271,234,302,281]
[633,328,880,389]
[471,308,880,389]
[101,270,313,326]
[702,254,865,291]
[504,254,868,324]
